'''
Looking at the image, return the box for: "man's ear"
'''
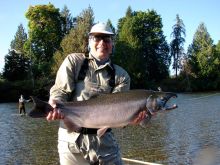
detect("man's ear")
[110,44,115,56]
[87,45,91,52]
[88,39,91,52]
[112,45,115,54]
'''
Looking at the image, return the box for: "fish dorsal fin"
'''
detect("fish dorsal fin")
[97,127,109,137]
[87,92,108,100]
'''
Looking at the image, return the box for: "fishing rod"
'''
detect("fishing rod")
[184,92,220,101]
[122,157,162,165]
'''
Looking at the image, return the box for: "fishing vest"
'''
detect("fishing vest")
[77,57,116,92]
[76,57,115,134]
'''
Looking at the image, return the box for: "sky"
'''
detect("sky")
[0,0,219,72]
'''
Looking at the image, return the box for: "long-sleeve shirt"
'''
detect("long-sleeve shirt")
[50,53,130,102]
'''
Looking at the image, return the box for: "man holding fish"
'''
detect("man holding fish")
[46,22,147,165]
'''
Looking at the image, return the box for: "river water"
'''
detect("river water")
[0,92,220,165]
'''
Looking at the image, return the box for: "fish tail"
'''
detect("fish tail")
[28,96,53,118]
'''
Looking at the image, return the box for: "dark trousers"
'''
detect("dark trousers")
[19,105,26,114]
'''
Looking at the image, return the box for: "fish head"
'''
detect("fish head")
[146,91,177,114]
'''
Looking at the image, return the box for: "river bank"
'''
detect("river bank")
[1,76,220,103]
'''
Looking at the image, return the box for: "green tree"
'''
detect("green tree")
[187,23,214,78]
[114,9,170,88]
[117,6,135,36]
[2,24,30,81]
[170,14,186,77]
[10,24,27,53]
[3,50,30,81]
[125,6,133,17]
[51,6,94,74]
[106,19,115,35]
[25,3,63,77]
[60,5,76,35]
[215,40,220,54]
[213,40,220,77]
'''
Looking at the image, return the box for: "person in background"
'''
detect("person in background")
[46,22,147,165]
[18,95,30,115]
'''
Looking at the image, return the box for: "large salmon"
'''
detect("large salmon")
[29,90,177,137]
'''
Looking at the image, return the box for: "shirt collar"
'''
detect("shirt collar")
[88,53,113,70]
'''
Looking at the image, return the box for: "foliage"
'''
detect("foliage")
[213,41,220,77]
[125,6,133,17]
[2,3,220,97]
[178,23,220,91]
[10,24,27,53]
[106,19,116,35]
[2,24,30,81]
[187,23,216,78]
[25,3,63,77]
[114,8,170,88]
[117,6,135,37]
[170,14,186,77]
[3,50,30,81]
[51,6,94,74]
[0,79,34,102]
[60,5,76,35]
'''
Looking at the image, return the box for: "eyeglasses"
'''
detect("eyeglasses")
[90,35,112,43]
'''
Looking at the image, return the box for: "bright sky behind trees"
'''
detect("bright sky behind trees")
[0,0,219,71]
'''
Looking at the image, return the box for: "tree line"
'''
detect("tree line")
[0,3,220,102]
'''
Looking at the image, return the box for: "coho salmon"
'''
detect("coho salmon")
[29,90,177,137]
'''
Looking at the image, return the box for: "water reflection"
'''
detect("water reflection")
[0,103,59,165]
[0,92,220,165]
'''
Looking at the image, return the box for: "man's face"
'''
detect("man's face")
[89,33,113,61]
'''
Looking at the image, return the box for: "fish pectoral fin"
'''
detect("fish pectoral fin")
[63,117,81,133]
[139,113,152,128]
[97,127,109,138]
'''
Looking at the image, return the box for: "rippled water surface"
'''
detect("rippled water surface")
[0,92,220,165]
